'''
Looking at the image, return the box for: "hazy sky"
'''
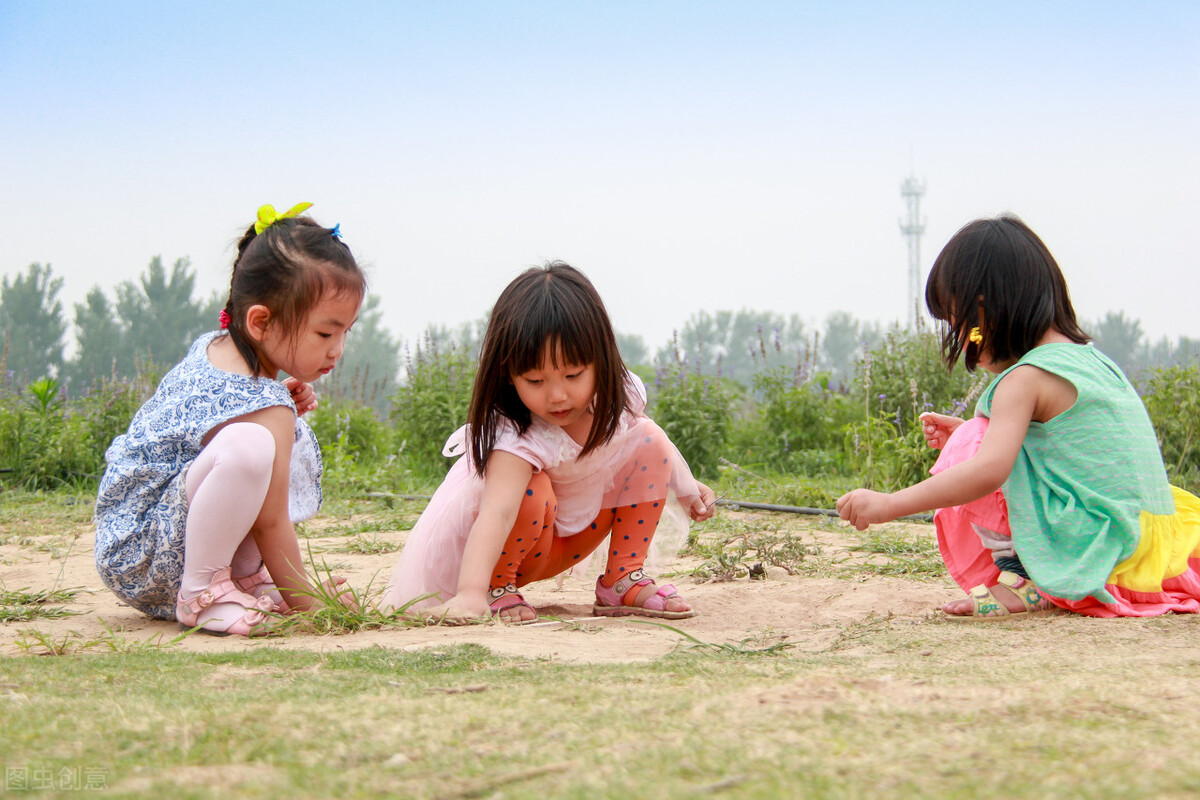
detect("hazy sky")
[2,1,1198,355]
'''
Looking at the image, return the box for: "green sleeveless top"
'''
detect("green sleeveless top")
[977,343,1173,602]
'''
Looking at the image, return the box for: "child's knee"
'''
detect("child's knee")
[209,423,276,483]
[519,472,556,518]
[625,426,673,486]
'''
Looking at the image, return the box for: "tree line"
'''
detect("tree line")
[2,259,1196,408]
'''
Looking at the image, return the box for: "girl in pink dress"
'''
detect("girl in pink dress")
[383,262,716,623]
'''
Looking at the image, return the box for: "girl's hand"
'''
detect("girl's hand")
[322,575,358,610]
[836,488,895,530]
[689,482,717,521]
[424,593,491,624]
[284,377,319,416]
[918,412,964,450]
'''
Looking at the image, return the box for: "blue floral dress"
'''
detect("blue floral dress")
[94,331,323,619]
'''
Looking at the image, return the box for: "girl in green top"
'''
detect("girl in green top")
[838,215,1200,618]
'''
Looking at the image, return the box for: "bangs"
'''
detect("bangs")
[504,277,610,375]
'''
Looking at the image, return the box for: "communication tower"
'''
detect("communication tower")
[899,175,926,327]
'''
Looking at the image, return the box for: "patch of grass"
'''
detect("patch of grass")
[13,620,193,656]
[0,586,85,622]
[846,525,945,579]
[687,528,822,583]
[635,620,794,656]
[0,489,95,534]
[295,503,422,539]
[4,628,1200,798]
[267,550,425,636]
[333,532,401,555]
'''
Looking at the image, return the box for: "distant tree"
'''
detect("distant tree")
[1090,311,1144,376]
[1141,335,1200,370]
[0,263,66,382]
[656,309,810,385]
[116,256,210,370]
[68,286,126,387]
[320,295,401,415]
[616,331,648,366]
[423,316,486,360]
[820,311,862,386]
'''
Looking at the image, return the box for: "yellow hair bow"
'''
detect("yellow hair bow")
[254,202,314,234]
[968,327,983,345]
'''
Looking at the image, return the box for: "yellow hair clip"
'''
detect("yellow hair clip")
[254,202,314,234]
[968,327,983,345]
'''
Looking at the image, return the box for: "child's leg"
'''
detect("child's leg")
[554,429,690,614]
[179,423,277,632]
[229,535,285,607]
[972,524,1029,580]
[495,432,689,615]
[507,452,673,589]
[930,417,1049,616]
[486,472,562,621]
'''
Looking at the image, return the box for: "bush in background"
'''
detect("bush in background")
[1142,363,1200,491]
[650,355,736,480]
[389,339,476,480]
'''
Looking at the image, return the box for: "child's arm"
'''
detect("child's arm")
[436,450,534,618]
[237,405,337,611]
[838,368,1042,529]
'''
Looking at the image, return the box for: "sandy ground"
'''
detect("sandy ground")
[0,508,954,662]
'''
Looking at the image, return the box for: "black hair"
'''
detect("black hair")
[225,215,365,375]
[468,261,628,474]
[925,214,1089,370]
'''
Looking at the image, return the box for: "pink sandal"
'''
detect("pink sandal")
[488,584,538,625]
[234,564,289,613]
[593,569,696,619]
[176,567,277,637]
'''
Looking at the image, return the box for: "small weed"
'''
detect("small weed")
[334,532,401,555]
[269,546,426,635]
[848,527,944,579]
[92,619,195,653]
[0,586,84,622]
[13,628,101,656]
[690,530,821,582]
[823,612,893,652]
[635,620,793,656]
[12,619,193,656]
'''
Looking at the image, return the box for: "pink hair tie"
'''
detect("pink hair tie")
[219,309,232,329]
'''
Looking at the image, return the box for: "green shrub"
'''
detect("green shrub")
[650,357,735,480]
[390,339,476,479]
[1142,363,1200,491]
[0,378,100,489]
[843,410,936,492]
[75,374,156,466]
[309,400,394,462]
[853,327,988,428]
[730,367,855,472]
[309,399,416,497]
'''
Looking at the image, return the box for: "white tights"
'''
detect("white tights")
[180,422,276,629]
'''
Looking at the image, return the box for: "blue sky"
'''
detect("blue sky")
[2,1,1198,353]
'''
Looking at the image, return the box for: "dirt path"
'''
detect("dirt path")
[0,508,959,660]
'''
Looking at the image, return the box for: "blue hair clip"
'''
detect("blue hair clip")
[330,223,342,239]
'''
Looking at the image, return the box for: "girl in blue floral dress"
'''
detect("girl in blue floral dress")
[94,203,365,635]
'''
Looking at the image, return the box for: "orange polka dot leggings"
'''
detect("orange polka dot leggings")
[490,443,672,592]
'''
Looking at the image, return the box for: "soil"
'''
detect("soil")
[0,508,956,661]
